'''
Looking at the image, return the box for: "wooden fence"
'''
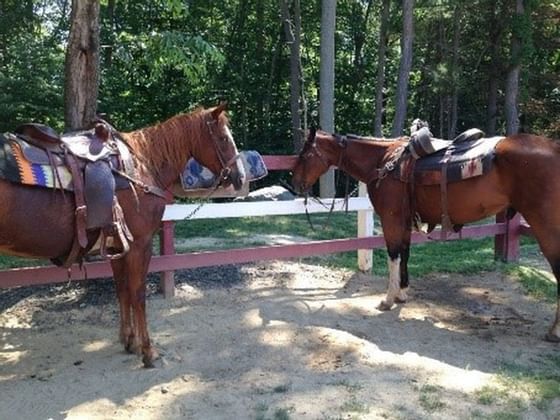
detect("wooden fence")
[0,156,524,296]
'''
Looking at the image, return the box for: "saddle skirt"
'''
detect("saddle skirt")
[394,135,505,185]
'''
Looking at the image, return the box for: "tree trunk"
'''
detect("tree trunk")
[504,0,524,135]
[487,76,499,136]
[104,0,115,68]
[486,2,503,136]
[391,0,415,137]
[374,0,390,137]
[280,0,303,151]
[319,0,336,198]
[449,5,461,138]
[64,0,100,131]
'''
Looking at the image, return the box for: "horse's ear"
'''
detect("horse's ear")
[211,102,228,120]
[307,126,317,143]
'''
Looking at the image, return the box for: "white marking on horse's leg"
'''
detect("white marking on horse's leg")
[546,299,560,342]
[378,256,401,311]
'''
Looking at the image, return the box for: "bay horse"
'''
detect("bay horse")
[291,128,560,343]
[0,104,245,367]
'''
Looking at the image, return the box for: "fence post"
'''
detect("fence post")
[357,182,373,272]
[159,220,176,298]
[494,212,521,262]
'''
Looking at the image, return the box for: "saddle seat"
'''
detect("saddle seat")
[8,121,136,267]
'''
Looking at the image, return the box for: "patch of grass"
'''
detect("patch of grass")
[254,403,294,420]
[254,402,269,420]
[484,411,523,420]
[0,255,47,270]
[340,396,369,414]
[272,408,293,420]
[504,265,557,303]
[329,379,364,392]
[495,358,560,411]
[475,385,504,405]
[418,384,446,412]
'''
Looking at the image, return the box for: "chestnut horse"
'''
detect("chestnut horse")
[0,104,245,367]
[292,129,560,343]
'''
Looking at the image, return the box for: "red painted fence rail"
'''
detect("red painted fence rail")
[0,155,526,293]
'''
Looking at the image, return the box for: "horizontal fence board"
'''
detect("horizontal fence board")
[163,197,373,221]
[0,222,508,289]
[261,155,297,170]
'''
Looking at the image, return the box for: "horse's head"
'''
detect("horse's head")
[199,103,245,190]
[291,128,335,195]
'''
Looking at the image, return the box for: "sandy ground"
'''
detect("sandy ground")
[1,258,559,420]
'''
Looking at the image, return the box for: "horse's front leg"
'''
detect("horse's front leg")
[111,259,134,353]
[378,229,412,311]
[123,238,158,367]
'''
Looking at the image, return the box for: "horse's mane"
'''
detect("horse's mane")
[120,108,228,180]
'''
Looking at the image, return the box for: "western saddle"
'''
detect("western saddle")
[383,119,504,237]
[13,121,137,267]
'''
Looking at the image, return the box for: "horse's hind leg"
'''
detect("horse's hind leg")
[545,261,560,342]
[522,220,560,342]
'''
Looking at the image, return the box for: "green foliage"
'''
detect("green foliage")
[0,0,559,157]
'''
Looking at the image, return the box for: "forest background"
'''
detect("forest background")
[1,0,559,164]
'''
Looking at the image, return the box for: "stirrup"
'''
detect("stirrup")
[99,224,131,260]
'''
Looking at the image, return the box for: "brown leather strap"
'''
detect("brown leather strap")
[61,234,83,268]
[440,148,453,239]
[65,154,88,248]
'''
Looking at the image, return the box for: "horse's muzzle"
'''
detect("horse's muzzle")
[229,159,246,190]
[290,177,308,196]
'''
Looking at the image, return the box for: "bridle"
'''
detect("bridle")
[205,117,241,186]
[299,132,347,178]
[298,131,353,230]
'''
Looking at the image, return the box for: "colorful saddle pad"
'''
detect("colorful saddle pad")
[0,133,73,189]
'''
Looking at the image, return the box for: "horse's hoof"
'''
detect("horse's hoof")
[142,356,155,368]
[544,332,560,343]
[394,297,407,304]
[377,301,393,311]
[142,348,160,368]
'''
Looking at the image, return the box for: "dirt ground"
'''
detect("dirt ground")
[1,257,559,420]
